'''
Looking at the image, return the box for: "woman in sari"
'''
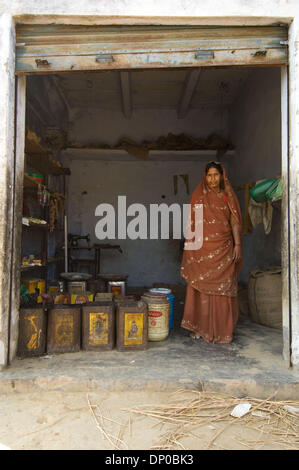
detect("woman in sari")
[181,162,242,344]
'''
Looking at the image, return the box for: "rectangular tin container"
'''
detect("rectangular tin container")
[67,281,86,295]
[18,306,47,357]
[116,301,148,351]
[47,305,81,353]
[82,301,115,351]
[108,281,126,297]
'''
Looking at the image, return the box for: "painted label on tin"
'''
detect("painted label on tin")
[124,313,143,346]
[89,312,108,345]
[148,305,169,340]
[26,315,41,350]
[111,285,122,296]
[55,314,74,345]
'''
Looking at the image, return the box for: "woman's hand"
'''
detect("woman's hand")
[233,245,242,262]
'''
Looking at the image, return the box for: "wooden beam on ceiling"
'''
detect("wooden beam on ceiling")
[120,71,132,119]
[50,75,72,117]
[178,68,202,119]
[27,88,54,126]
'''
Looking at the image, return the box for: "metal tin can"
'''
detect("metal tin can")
[142,292,170,342]
[82,301,115,351]
[47,305,81,353]
[108,281,126,296]
[18,306,47,357]
[116,301,148,351]
[67,281,86,295]
[150,288,175,330]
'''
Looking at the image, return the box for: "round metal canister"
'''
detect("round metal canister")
[18,306,47,357]
[150,288,175,330]
[142,292,170,342]
[47,305,81,353]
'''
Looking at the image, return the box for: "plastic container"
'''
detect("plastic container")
[150,288,174,329]
[266,179,282,201]
[28,173,43,183]
[21,278,45,294]
[71,292,94,304]
[249,178,277,203]
[82,301,115,351]
[53,293,70,304]
[142,292,170,341]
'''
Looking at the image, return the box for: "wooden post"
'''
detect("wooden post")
[288,21,299,369]
[0,14,16,369]
[281,66,291,366]
[8,75,26,363]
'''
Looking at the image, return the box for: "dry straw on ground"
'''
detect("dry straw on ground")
[123,389,299,450]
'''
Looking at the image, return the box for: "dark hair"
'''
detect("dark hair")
[205,161,223,175]
[205,161,225,190]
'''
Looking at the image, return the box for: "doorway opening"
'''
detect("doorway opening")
[13,64,286,368]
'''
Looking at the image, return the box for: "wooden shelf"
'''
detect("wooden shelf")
[63,148,235,162]
[25,128,70,176]
[20,264,46,272]
[22,130,67,288]
[21,258,64,271]
[22,221,49,230]
[23,173,40,190]
[25,152,70,176]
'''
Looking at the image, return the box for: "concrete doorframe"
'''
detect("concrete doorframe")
[0,14,298,369]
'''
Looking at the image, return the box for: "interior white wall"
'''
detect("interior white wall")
[63,154,231,286]
[62,106,230,286]
[228,67,282,284]
[63,68,282,287]
[68,107,229,147]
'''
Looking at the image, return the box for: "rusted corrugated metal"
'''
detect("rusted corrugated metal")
[15,25,288,73]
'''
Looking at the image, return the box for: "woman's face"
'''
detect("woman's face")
[206,167,221,191]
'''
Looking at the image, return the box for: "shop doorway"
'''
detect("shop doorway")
[10,24,290,366]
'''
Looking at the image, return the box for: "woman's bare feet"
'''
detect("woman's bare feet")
[190,333,201,340]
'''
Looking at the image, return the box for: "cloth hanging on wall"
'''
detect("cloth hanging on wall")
[248,198,273,235]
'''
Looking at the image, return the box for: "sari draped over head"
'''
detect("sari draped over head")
[181,163,242,298]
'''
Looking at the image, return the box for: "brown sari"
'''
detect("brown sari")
[181,164,242,344]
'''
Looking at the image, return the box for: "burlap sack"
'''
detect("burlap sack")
[248,267,282,329]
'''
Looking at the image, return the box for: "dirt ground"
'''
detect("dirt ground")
[0,389,298,451]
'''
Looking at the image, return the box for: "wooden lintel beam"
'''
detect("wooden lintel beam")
[120,71,132,119]
[178,68,202,119]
